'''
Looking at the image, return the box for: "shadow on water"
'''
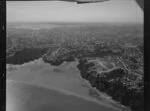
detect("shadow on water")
[7,48,47,65]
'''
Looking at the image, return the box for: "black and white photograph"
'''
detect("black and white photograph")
[6,0,144,111]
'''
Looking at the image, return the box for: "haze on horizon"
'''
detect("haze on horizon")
[7,0,143,24]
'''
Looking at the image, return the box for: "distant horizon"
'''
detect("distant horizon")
[7,21,143,27]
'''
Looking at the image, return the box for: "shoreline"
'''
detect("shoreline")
[7,58,129,111]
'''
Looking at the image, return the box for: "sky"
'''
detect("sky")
[7,0,143,24]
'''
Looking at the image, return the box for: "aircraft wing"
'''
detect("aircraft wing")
[76,0,109,4]
[6,0,109,3]
[135,0,144,10]
[7,0,143,10]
